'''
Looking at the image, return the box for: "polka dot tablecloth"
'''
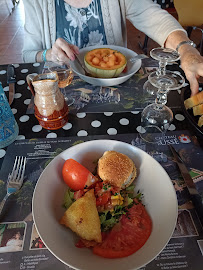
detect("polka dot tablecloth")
[154,0,174,9]
[0,62,202,162]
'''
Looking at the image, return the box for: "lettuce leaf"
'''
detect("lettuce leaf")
[63,188,75,209]
[99,210,122,232]
[99,190,143,231]
[99,204,128,231]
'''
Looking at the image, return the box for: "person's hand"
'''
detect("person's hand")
[46,38,79,64]
[180,48,203,96]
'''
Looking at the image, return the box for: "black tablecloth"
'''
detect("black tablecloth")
[1,61,203,270]
[0,62,200,142]
[155,0,174,9]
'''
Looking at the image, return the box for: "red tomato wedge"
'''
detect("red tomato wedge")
[93,201,152,258]
[96,192,110,206]
[73,190,85,200]
[62,159,97,191]
[94,182,111,206]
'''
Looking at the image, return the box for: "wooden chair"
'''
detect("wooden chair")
[173,0,203,55]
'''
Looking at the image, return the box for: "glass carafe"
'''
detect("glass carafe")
[27,72,69,130]
[0,82,19,148]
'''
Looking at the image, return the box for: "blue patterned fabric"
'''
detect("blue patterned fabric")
[55,0,107,48]
[0,83,19,148]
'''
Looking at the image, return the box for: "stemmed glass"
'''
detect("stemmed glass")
[148,47,182,88]
[143,47,182,97]
[143,80,158,102]
[48,62,75,106]
[139,47,185,143]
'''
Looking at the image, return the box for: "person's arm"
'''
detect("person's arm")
[22,0,47,63]
[36,39,79,64]
[124,0,203,96]
[22,0,79,64]
[164,30,203,96]
[124,0,186,47]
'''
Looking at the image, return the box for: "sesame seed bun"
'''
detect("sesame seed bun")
[97,151,137,189]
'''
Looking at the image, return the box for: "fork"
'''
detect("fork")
[0,156,26,215]
[129,54,149,63]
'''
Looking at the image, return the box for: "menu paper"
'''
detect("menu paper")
[0,131,202,270]
[27,59,182,115]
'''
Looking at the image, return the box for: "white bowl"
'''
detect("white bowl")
[32,140,178,270]
[70,45,141,87]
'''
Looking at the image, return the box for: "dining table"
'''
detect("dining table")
[0,57,202,270]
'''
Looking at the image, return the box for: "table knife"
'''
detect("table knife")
[169,145,203,225]
[74,55,92,77]
[7,64,16,105]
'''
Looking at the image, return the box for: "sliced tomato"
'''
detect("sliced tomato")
[94,181,103,194]
[93,201,152,258]
[75,240,85,248]
[74,190,85,200]
[76,239,97,248]
[62,159,97,191]
[94,181,111,206]
[96,192,110,206]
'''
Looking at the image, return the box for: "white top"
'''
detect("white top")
[0,239,23,252]
[22,0,186,63]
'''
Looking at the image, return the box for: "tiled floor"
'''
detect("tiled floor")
[0,0,159,66]
[0,0,25,65]
[0,0,201,65]
[0,0,157,65]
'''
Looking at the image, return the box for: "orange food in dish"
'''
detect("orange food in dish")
[84,48,127,78]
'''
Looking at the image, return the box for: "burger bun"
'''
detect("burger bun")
[97,151,137,189]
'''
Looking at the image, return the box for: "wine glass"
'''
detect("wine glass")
[139,84,174,144]
[139,47,185,144]
[148,47,181,88]
[143,47,180,98]
[48,62,75,106]
[143,80,158,101]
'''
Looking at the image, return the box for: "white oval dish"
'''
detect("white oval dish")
[32,140,178,270]
[70,45,142,87]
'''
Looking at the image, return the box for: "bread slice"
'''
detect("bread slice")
[184,91,203,109]
[60,189,102,243]
[198,115,203,127]
[193,104,203,116]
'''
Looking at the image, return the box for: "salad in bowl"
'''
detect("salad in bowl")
[60,151,152,258]
[32,140,178,270]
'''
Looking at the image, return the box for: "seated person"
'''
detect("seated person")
[0,232,23,253]
[22,0,203,96]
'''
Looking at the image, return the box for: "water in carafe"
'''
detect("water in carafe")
[0,82,19,148]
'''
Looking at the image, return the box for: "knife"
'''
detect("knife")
[169,145,203,225]
[7,64,16,105]
[74,55,92,77]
